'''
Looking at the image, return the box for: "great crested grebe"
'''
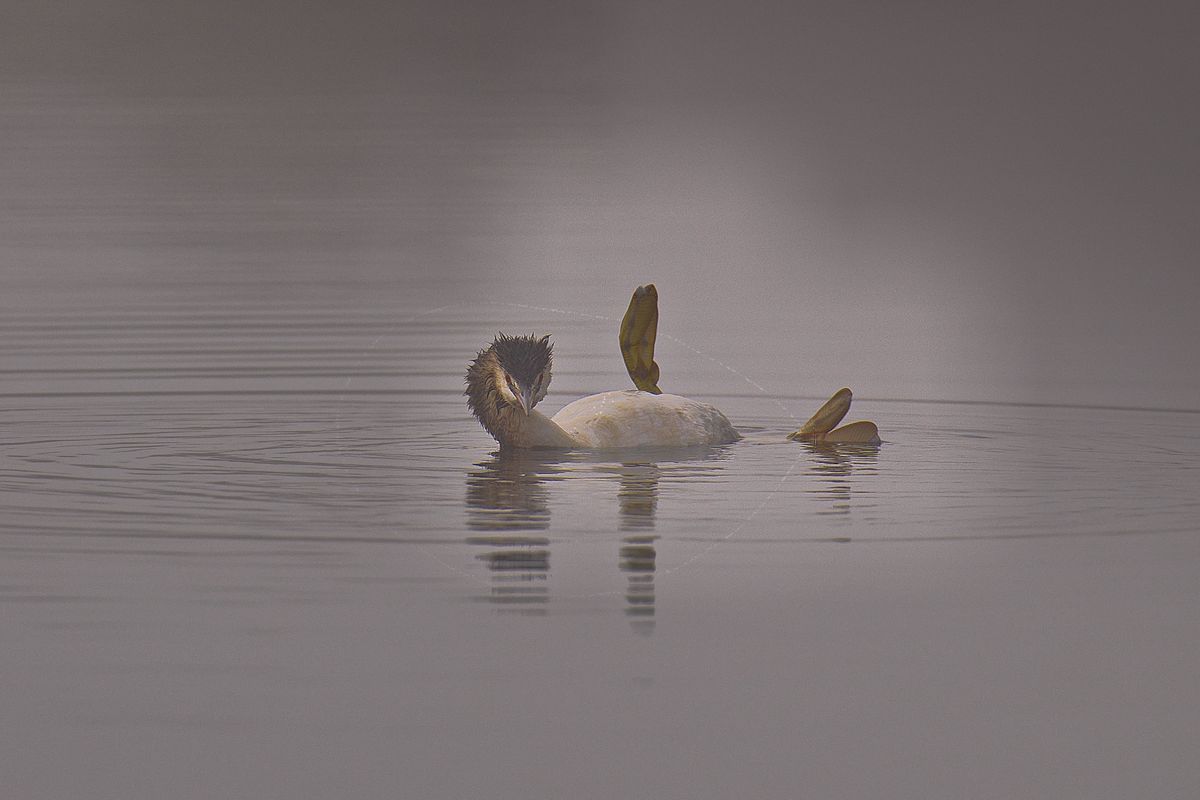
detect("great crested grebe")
[465,285,879,449]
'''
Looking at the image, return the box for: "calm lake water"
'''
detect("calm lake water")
[3,89,1199,800]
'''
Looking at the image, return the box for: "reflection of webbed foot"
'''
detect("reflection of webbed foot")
[788,388,880,445]
[619,284,662,394]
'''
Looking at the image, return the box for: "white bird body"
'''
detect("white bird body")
[551,390,739,448]
[492,391,738,449]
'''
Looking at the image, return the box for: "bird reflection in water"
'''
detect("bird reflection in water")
[464,451,554,532]
[472,547,550,614]
[615,462,659,531]
[465,451,677,630]
[465,442,876,617]
[612,461,660,634]
[464,451,561,615]
[619,534,657,636]
[799,440,880,519]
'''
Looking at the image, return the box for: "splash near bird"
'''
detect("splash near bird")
[465,285,880,449]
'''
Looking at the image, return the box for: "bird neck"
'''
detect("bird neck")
[488,407,576,449]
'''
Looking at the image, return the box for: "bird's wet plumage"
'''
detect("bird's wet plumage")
[464,287,879,449]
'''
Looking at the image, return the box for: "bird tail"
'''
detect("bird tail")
[619,284,663,393]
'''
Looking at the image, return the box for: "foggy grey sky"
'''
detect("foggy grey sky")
[3,1,1198,407]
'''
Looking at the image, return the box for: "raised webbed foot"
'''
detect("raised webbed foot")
[788,388,880,444]
[619,284,663,394]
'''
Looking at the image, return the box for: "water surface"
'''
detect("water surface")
[3,289,1198,800]
[2,78,1199,799]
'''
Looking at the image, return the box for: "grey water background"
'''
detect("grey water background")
[4,2,1200,798]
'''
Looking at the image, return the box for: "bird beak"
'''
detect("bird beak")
[518,385,534,415]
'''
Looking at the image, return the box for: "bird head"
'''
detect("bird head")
[466,333,553,422]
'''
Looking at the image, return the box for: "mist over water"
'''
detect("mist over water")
[6,0,1199,408]
[3,3,1199,798]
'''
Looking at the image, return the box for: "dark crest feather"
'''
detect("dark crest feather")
[487,333,552,384]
